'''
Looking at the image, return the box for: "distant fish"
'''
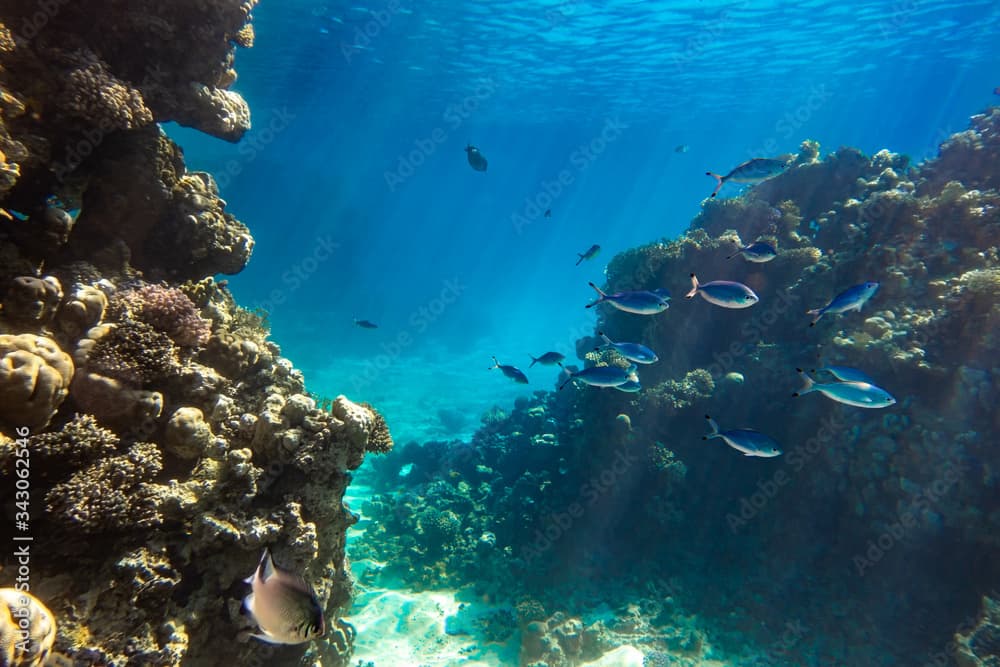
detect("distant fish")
[559,364,637,391]
[685,274,759,309]
[613,379,642,393]
[354,319,378,329]
[727,241,777,263]
[792,368,895,408]
[489,356,528,383]
[544,209,552,218]
[815,364,875,385]
[705,157,790,198]
[576,244,601,266]
[243,549,325,645]
[703,414,782,457]
[675,144,689,153]
[529,351,565,367]
[807,282,879,326]
[465,145,488,172]
[597,331,658,364]
[994,86,1000,95]
[586,282,670,315]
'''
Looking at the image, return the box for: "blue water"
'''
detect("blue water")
[168,0,1000,444]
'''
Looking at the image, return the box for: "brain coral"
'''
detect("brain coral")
[0,334,74,430]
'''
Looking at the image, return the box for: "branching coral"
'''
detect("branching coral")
[113,284,211,347]
[85,320,179,384]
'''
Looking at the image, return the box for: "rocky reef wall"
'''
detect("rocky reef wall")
[0,2,391,665]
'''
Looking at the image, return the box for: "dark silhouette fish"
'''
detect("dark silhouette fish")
[465,145,488,172]
[705,158,790,198]
[354,319,378,329]
[544,209,552,217]
[576,244,601,265]
[489,356,528,383]
[529,351,565,367]
[675,144,689,153]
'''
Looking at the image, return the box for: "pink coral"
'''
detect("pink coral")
[117,284,211,347]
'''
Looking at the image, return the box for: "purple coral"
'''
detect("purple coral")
[119,284,211,347]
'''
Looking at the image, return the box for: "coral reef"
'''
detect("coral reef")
[0,3,392,666]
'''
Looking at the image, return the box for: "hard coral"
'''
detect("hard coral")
[60,48,153,131]
[361,402,394,454]
[115,284,211,347]
[84,320,179,384]
[45,441,163,533]
[0,333,73,430]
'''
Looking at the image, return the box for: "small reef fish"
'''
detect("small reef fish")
[727,241,777,263]
[559,364,637,391]
[614,379,642,393]
[465,144,488,172]
[815,364,875,385]
[705,157,790,198]
[354,319,378,329]
[529,351,565,368]
[576,244,601,266]
[685,274,759,309]
[586,282,670,315]
[675,144,689,153]
[489,356,529,384]
[544,209,552,218]
[597,331,658,364]
[703,415,782,457]
[243,549,325,645]
[792,369,896,408]
[807,282,879,326]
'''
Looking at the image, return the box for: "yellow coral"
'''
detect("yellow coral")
[0,334,74,429]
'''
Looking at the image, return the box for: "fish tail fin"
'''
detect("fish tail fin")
[489,356,500,370]
[529,355,538,368]
[703,414,721,440]
[558,372,574,391]
[807,307,824,326]
[792,368,815,397]
[685,274,700,299]
[576,254,584,266]
[706,171,724,198]
[586,282,606,308]
[725,247,743,260]
[597,330,613,345]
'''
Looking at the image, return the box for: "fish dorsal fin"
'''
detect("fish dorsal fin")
[259,548,276,582]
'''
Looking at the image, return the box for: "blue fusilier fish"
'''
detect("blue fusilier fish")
[705,157,790,198]
[586,282,670,314]
[596,331,658,364]
[465,145,488,172]
[576,244,601,266]
[354,319,378,329]
[243,549,325,645]
[792,369,895,408]
[727,241,777,263]
[685,274,759,309]
[489,356,528,383]
[529,351,565,368]
[702,415,781,457]
[807,282,879,326]
[559,364,637,391]
[614,379,642,393]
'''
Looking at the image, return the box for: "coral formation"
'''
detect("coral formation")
[0,333,73,428]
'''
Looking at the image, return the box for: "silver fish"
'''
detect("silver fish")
[243,549,325,645]
[703,414,782,457]
[529,351,565,368]
[559,364,637,391]
[792,369,895,408]
[727,241,777,263]
[489,356,528,383]
[685,274,759,309]
[586,282,670,315]
[597,331,658,364]
[705,157,790,197]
